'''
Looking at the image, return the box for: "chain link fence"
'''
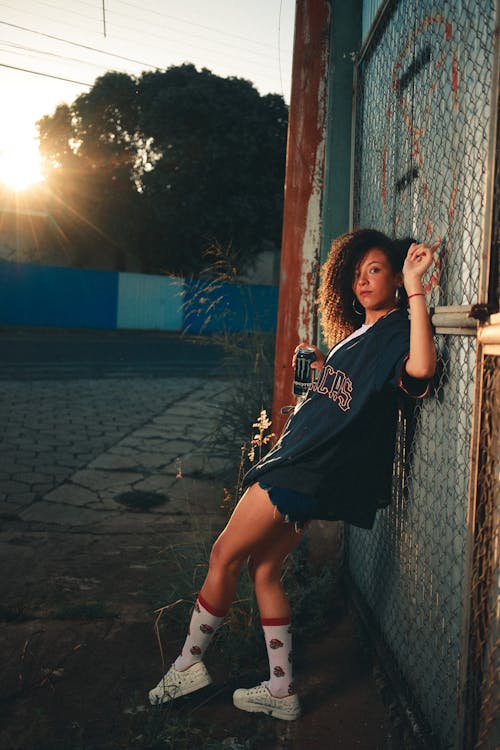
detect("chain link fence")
[348,0,498,747]
[464,354,500,749]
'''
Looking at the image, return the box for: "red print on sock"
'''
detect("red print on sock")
[273,666,285,677]
[200,623,214,634]
[190,645,202,655]
[269,638,284,650]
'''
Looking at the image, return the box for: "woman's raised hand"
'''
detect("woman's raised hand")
[403,239,440,292]
[292,343,326,371]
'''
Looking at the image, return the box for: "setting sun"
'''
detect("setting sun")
[0,138,44,192]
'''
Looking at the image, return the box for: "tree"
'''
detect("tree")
[37,65,288,275]
[37,74,149,270]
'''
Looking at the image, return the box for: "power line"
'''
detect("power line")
[102,4,288,63]
[113,0,293,53]
[1,0,291,64]
[0,20,157,69]
[104,18,280,66]
[0,3,283,72]
[59,0,292,55]
[0,60,91,86]
[20,0,287,52]
[0,17,282,83]
[0,4,292,99]
[22,0,292,57]
[0,39,121,72]
[23,0,290,59]
[0,0,101,38]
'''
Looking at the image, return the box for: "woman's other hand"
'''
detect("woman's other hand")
[403,239,440,293]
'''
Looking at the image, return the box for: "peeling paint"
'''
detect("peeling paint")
[298,150,325,341]
[271,0,331,434]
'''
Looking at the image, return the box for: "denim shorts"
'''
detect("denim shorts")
[259,482,316,531]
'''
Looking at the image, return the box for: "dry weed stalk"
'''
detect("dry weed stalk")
[248,409,275,463]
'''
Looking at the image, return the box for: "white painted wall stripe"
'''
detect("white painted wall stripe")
[117,272,184,331]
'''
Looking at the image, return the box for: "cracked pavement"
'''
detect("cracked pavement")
[0,377,233,535]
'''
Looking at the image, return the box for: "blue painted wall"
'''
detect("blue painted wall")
[0,261,118,329]
[0,260,278,333]
[183,278,278,334]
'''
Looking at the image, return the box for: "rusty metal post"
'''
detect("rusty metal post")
[272,0,332,435]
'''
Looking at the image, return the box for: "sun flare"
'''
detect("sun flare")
[0,140,44,192]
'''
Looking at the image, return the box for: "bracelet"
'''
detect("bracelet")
[407,293,425,300]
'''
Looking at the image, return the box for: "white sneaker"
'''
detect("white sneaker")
[148,661,212,705]
[233,682,301,721]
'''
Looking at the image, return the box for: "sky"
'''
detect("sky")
[0,0,295,189]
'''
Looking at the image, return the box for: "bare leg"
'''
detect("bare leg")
[148,484,304,708]
[199,483,301,612]
[247,526,302,619]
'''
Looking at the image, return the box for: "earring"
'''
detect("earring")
[352,297,364,316]
[395,287,401,303]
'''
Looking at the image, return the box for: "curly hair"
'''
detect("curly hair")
[317,229,415,348]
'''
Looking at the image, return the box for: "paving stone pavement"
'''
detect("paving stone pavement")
[0,377,234,534]
[0,374,392,750]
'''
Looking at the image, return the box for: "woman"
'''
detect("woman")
[148,228,438,721]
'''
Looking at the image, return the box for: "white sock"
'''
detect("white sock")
[174,594,226,671]
[261,617,294,697]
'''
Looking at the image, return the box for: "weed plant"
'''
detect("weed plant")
[209,329,275,444]
[181,241,276,483]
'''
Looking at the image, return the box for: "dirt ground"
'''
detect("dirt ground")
[0,517,392,750]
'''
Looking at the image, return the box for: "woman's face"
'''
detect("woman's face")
[352,248,402,320]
